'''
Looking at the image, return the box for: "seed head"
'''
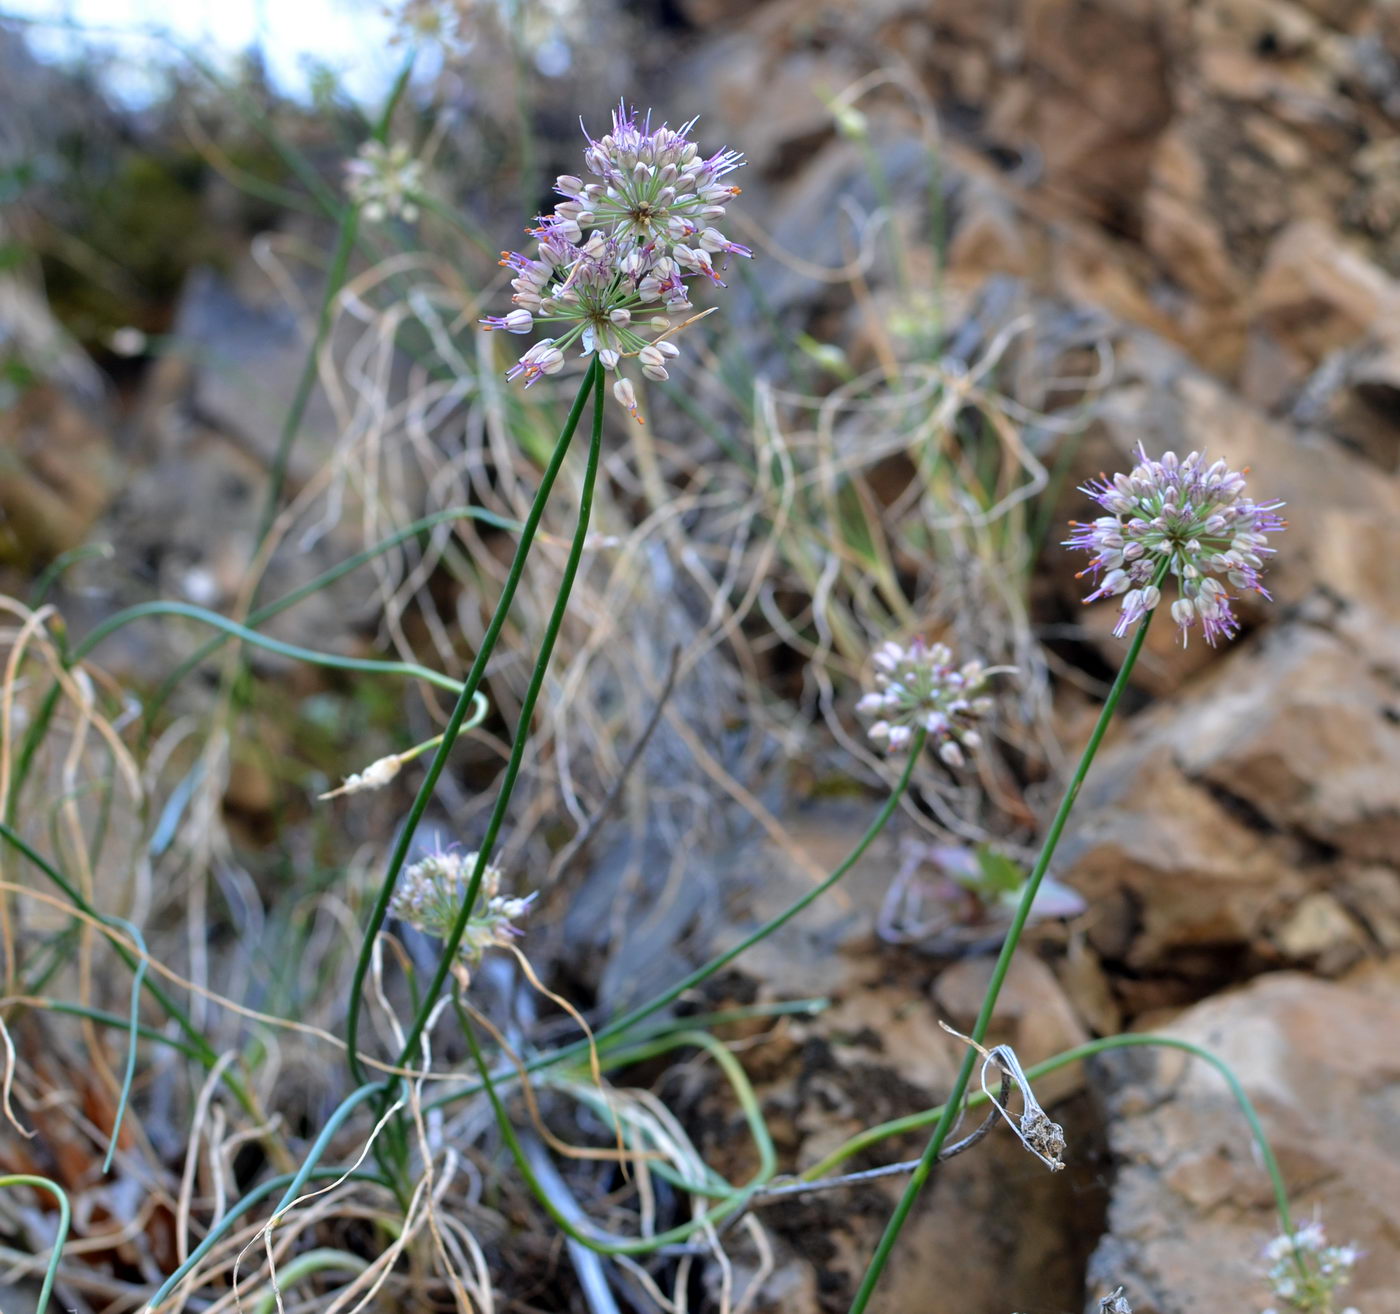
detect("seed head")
[1064,444,1285,646]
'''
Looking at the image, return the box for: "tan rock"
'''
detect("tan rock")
[1087,968,1400,1313]
[0,385,116,567]
[1142,189,1241,303]
[934,951,1090,1104]
[1340,864,1400,951]
[1169,627,1400,863]
[1292,0,1369,27]
[1058,747,1298,968]
[1055,932,1124,1037]
[1252,220,1400,364]
[1271,891,1366,972]
[947,175,1030,279]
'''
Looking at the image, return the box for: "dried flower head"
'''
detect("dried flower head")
[1261,1218,1362,1314]
[344,140,423,223]
[389,848,535,971]
[482,100,748,421]
[980,1043,1066,1172]
[1065,444,1285,646]
[855,639,1010,765]
[1100,1288,1133,1314]
[320,751,404,800]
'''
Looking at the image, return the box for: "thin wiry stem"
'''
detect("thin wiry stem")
[847,562,1169,1314]
[344,358,602,1084]
[393,358,607,1073]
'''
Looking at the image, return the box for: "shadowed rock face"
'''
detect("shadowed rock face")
[639,1,1400,1308]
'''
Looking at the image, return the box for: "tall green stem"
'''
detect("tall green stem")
[392,359,606,1071]
[419,735,924,1118]
[586,730,926,1052]
[344,359,601,1083]
[847,579,1166,1314]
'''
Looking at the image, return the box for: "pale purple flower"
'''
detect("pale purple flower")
[390,848,536,971]
[386,0,462,46]
[856,638,1011,764]
[565,101,751,270]
[1064,444,1285,646]
[481,101,748,422]
[344,140,422,224]
[1260,1217,1362,1313]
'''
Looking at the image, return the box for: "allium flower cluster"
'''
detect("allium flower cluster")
[1065,444,1285,646]
[344,140,423,224]
[389,849,535,971]
[1261,1220,1362,1314]
[856,639,1005,766]
[481,100,750,421]
[386,0,463,46]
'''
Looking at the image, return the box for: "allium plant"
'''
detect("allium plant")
[851,447,1291,1313]
[855,639,1008,765]
[1064,444,1285,645]
[344,140,423,223]
[481,100,750,420]
[1262,1220,1363,1314]
[389,848,535,974]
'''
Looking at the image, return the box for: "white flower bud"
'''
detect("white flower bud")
[613,376,641,422]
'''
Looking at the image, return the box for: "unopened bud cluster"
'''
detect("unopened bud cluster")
[1261,1220,1362,1314]
[389,849,535,970]
[344,140,423,224]
[855,639,1003,766]
[481,100,749,420]
[1064,444,1285,646]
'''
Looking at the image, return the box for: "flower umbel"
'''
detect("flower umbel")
[1064,444,1285,646]
[344,140,423,223]
[389,849,535,973]
[1261,1219,1363,1314]
[482,100,748,421]
[855,639,1009,765]
[565,102,750,269]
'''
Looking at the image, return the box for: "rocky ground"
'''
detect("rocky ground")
[2,1,1398,1311]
